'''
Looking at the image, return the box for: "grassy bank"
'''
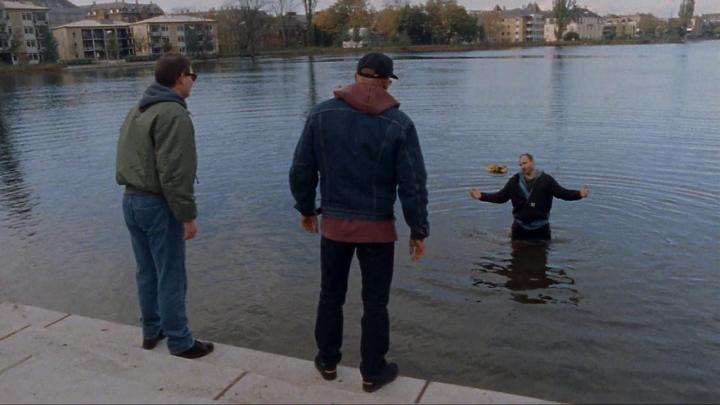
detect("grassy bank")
[239,37,689,59]
[0,37,702,76]
[0,63,65,76]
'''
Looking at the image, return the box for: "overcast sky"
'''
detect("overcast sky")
[72,0,719,17]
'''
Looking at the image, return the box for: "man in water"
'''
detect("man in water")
[470,153,589,240]
[290,53,429,392]
[116,53,213,359]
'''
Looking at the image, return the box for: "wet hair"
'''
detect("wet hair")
[155,53,192,88]
[519,153,534,162]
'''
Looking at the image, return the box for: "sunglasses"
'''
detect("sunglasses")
[184,72,198,82]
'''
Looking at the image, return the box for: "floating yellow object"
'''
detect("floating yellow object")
[486,164,509,174]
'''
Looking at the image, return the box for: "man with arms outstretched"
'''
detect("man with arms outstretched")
[470,153,589,240]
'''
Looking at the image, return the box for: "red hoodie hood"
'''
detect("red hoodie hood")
[333,83,400,116]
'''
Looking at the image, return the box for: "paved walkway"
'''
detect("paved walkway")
[0,302,552,404]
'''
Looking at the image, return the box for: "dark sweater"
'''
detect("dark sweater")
[480,172,581,229]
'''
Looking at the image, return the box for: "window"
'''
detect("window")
[178,36,184,42]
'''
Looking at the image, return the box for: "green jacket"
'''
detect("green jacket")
[116,83,197,222]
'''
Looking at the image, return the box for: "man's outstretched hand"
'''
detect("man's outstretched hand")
[469,188,482,200]
[580,186,591,199]
[410,239,425,262]
[301,215,319,233]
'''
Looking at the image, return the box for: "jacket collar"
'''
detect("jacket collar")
[333,83,400,116]
[139,82,187,112]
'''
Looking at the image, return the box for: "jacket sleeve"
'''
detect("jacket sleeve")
[154,112,198,222]
[480,180,512,204]
[550,176,582,201]
[396,122,429,241]
[289,116,319,217]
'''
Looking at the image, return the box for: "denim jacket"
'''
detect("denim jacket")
[289,93,429,241]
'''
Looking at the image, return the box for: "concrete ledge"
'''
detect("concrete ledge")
[0,303,553,404]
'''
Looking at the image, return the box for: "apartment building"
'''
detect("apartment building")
[604,14,660,39]
[474,6,546,44]
[26,0,84,27]
[52,19,134,61]
[545,8,603,42]
[130,15,218,57]
[82,0,163,23]
[0,1,49,64]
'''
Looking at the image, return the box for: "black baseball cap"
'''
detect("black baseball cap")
[357,53,398,80]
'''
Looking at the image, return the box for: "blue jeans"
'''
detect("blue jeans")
[122,194,194,354]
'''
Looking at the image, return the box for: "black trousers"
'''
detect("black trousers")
[511,222,552,240]
[315,237,395,379]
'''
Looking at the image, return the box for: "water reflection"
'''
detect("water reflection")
[307,56,318,109]
[0,105,36,236]
[473,240,579,305]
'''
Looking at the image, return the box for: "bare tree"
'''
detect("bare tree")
[238,0,269,56]
[302,0,317,46]
[271,0,298,48]
[552,0,577,41]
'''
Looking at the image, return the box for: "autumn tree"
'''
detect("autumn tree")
[314,0,372,45]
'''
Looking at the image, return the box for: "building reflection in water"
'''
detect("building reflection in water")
[473,240,579,305]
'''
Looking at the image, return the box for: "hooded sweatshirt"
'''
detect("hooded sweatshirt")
[116,83,198,222]
[480,171,582,230]
[320,83,402,243]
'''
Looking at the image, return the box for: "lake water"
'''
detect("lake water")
[1,42,718,403]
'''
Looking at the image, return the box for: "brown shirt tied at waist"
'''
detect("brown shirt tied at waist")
[321,216,398,244]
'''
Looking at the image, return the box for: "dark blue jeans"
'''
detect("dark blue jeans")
[316,237,395,379]
[122,194,194,354]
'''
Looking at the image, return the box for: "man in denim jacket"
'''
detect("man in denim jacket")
[290,53,429,393]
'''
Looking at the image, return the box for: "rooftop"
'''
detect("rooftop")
[24,0,80,9]
[574,8,601,19]
[131,14,216,24]
[53,18,130,29]
[81,0,163,13]
[0,0,49,10]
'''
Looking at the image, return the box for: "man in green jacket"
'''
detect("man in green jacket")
[116,53,213,359]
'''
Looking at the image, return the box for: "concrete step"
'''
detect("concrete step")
[0,302,70,339]
[0,303,553,404]
[0,326,242,401]
[44,314,424,403]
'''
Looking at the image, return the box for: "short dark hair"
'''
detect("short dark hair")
[155,53,192,87]
[519,153,534,162]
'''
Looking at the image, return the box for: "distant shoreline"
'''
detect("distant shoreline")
[2,37,714,76]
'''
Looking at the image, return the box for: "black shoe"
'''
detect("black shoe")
[142,331,166,350]
[362,363,399,393]
[314,356,338,381]
[174,340,214,359]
